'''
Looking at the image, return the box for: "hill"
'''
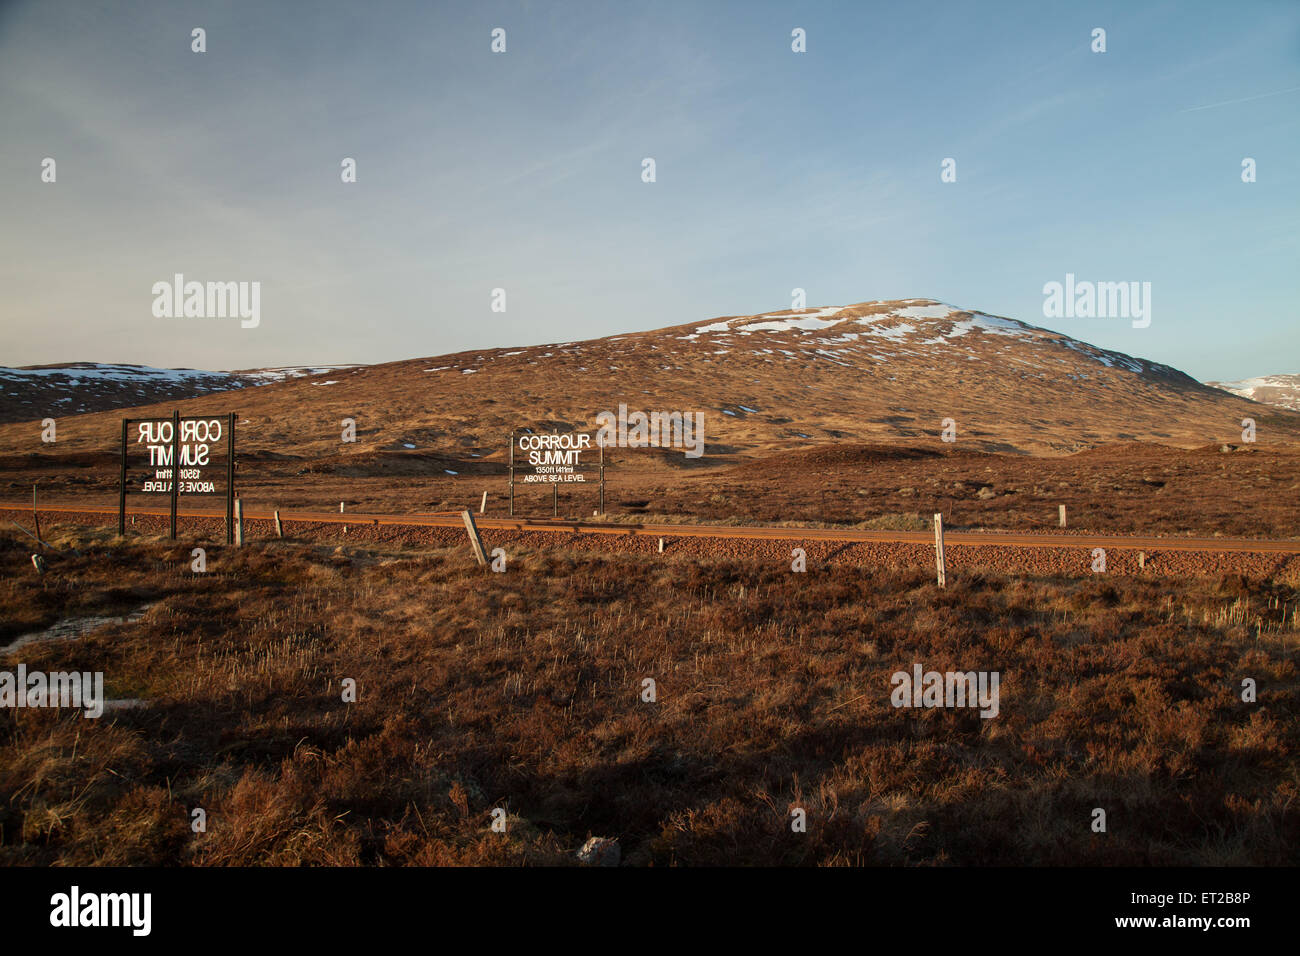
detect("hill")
[1206,374,1300,412]
[0,363,361,424]
[3,300,1296,467]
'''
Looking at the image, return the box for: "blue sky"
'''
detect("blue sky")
[1,0,1296,381]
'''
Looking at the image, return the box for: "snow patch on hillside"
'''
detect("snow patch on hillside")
[0,364,235,384]
[1206,374,1300,410]
[243,366,362,382]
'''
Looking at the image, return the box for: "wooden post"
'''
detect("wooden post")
[599,439,605,515]
[1059,504,1067,528]
[553,484,558,517]
[461,509,488,566]
[340,501,345,513]
[32,485,42,551]
[658,538,664,554]
[480,490,488,515]
[274,509,283,539]
[234,499,244,547]
[1138,551,1146,570]
[934,513,946,588]
[509,431,515,517]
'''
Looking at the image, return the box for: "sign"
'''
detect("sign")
[516,432,592,483]
[119,411,236,543]
[133,417,226,494]
[508,430,605,517]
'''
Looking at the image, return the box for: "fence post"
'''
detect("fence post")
[1059,504,1067,528]
[934,513,946,588]
[234,499,244,547]
[480,490,487,515]
[461,510,488,566]
[274,509,283,539]
[553,484,558,517]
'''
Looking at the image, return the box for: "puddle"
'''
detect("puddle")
[102,698,150,713]
[3,604,153,653]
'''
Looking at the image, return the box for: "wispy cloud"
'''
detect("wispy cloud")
[1178,84,1300,113]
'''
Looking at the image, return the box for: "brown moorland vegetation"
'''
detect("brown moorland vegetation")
[5,439,1299,540]
[1,522,1296,866]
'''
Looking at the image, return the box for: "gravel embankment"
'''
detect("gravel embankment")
[6,507,1297,580]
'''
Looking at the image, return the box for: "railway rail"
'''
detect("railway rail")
[4,500,1299,554]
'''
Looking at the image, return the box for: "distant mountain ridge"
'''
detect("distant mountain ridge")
[1206,374,1300,412]
[5,299,1295,460]
[0,363,362,424]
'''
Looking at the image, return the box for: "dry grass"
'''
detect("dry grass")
[8,440,1300,541]
[0,526,1296,866]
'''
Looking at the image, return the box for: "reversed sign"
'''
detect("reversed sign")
[119,411,236,542]
[133,417,226,494]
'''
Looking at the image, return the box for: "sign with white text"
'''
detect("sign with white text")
[132,417,226,493]
[516,432,592,483]
[119,411,236,543]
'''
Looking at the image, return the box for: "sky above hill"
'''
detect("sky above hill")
[1,0,1296,382]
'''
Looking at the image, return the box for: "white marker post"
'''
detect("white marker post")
[1059,504,1067,527]
[934,513,946,588]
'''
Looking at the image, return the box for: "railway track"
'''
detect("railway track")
[4,500,1300,554]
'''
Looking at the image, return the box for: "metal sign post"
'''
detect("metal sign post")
[168,409,180,539]
[118,418,128,536]
[226,412,236,545]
